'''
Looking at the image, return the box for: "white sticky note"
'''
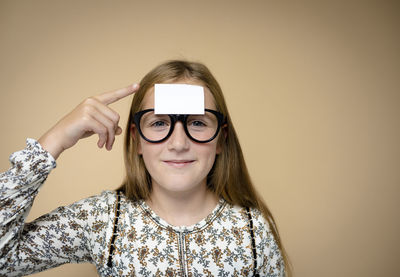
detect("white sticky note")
[154,84,204,114]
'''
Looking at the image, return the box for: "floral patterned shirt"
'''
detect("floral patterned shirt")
[0,138,285,277]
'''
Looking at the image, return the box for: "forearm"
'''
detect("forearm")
[0,138,56,221]
[0,138,56,274]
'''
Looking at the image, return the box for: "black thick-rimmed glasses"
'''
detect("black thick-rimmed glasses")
[133,109,225,143]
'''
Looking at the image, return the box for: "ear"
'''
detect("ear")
[216,124,227,154]
[130,124,142,154]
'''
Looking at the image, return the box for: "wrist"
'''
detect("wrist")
[38,131,64,160]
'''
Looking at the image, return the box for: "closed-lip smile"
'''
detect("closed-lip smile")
[163,160,195,168]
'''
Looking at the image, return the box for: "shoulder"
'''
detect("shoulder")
[59,190,118,223]
[219,203,275,232]
[218,202,269,228]
[219,203,285,275]
[221,204,275,239]
[66,190,117,209]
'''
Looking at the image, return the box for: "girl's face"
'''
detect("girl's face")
[134,79,221,195]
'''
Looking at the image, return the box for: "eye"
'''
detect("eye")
[188,119,208,130]
[143,114,170,129]
[150,120,169,128]
[189,120,206,127]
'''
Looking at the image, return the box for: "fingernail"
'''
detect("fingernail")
[132,83,139,89]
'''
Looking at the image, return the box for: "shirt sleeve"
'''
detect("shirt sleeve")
[253,209,286,277]
[0,138,106,276]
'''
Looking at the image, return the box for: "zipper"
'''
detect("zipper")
[178,231,188,277]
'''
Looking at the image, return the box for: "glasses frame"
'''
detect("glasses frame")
[133,108,225,143]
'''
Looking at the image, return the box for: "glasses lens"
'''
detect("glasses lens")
[140,111,171,142]
[186,111,219,142]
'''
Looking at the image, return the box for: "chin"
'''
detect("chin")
[152,176,206,194]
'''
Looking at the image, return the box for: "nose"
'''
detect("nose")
[167,121,190,152]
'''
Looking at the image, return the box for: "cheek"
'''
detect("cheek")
[139,141,165,168]
[201,144,219,167]
[139,141,154,159]
[140,146,154,174]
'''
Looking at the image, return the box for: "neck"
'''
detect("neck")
[146,182,219,227]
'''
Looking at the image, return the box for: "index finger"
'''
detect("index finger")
[95,83,139,105]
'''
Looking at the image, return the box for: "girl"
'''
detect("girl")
[0,60,290,276]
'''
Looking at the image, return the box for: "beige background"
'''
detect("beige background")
[1,1,399,276]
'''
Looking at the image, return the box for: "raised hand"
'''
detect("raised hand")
[38,84,139,160]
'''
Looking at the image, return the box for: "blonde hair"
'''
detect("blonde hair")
[119,60,292,275]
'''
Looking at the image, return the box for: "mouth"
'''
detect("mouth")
[163,160,195,168]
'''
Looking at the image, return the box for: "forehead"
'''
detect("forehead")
[141,80,216,110]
